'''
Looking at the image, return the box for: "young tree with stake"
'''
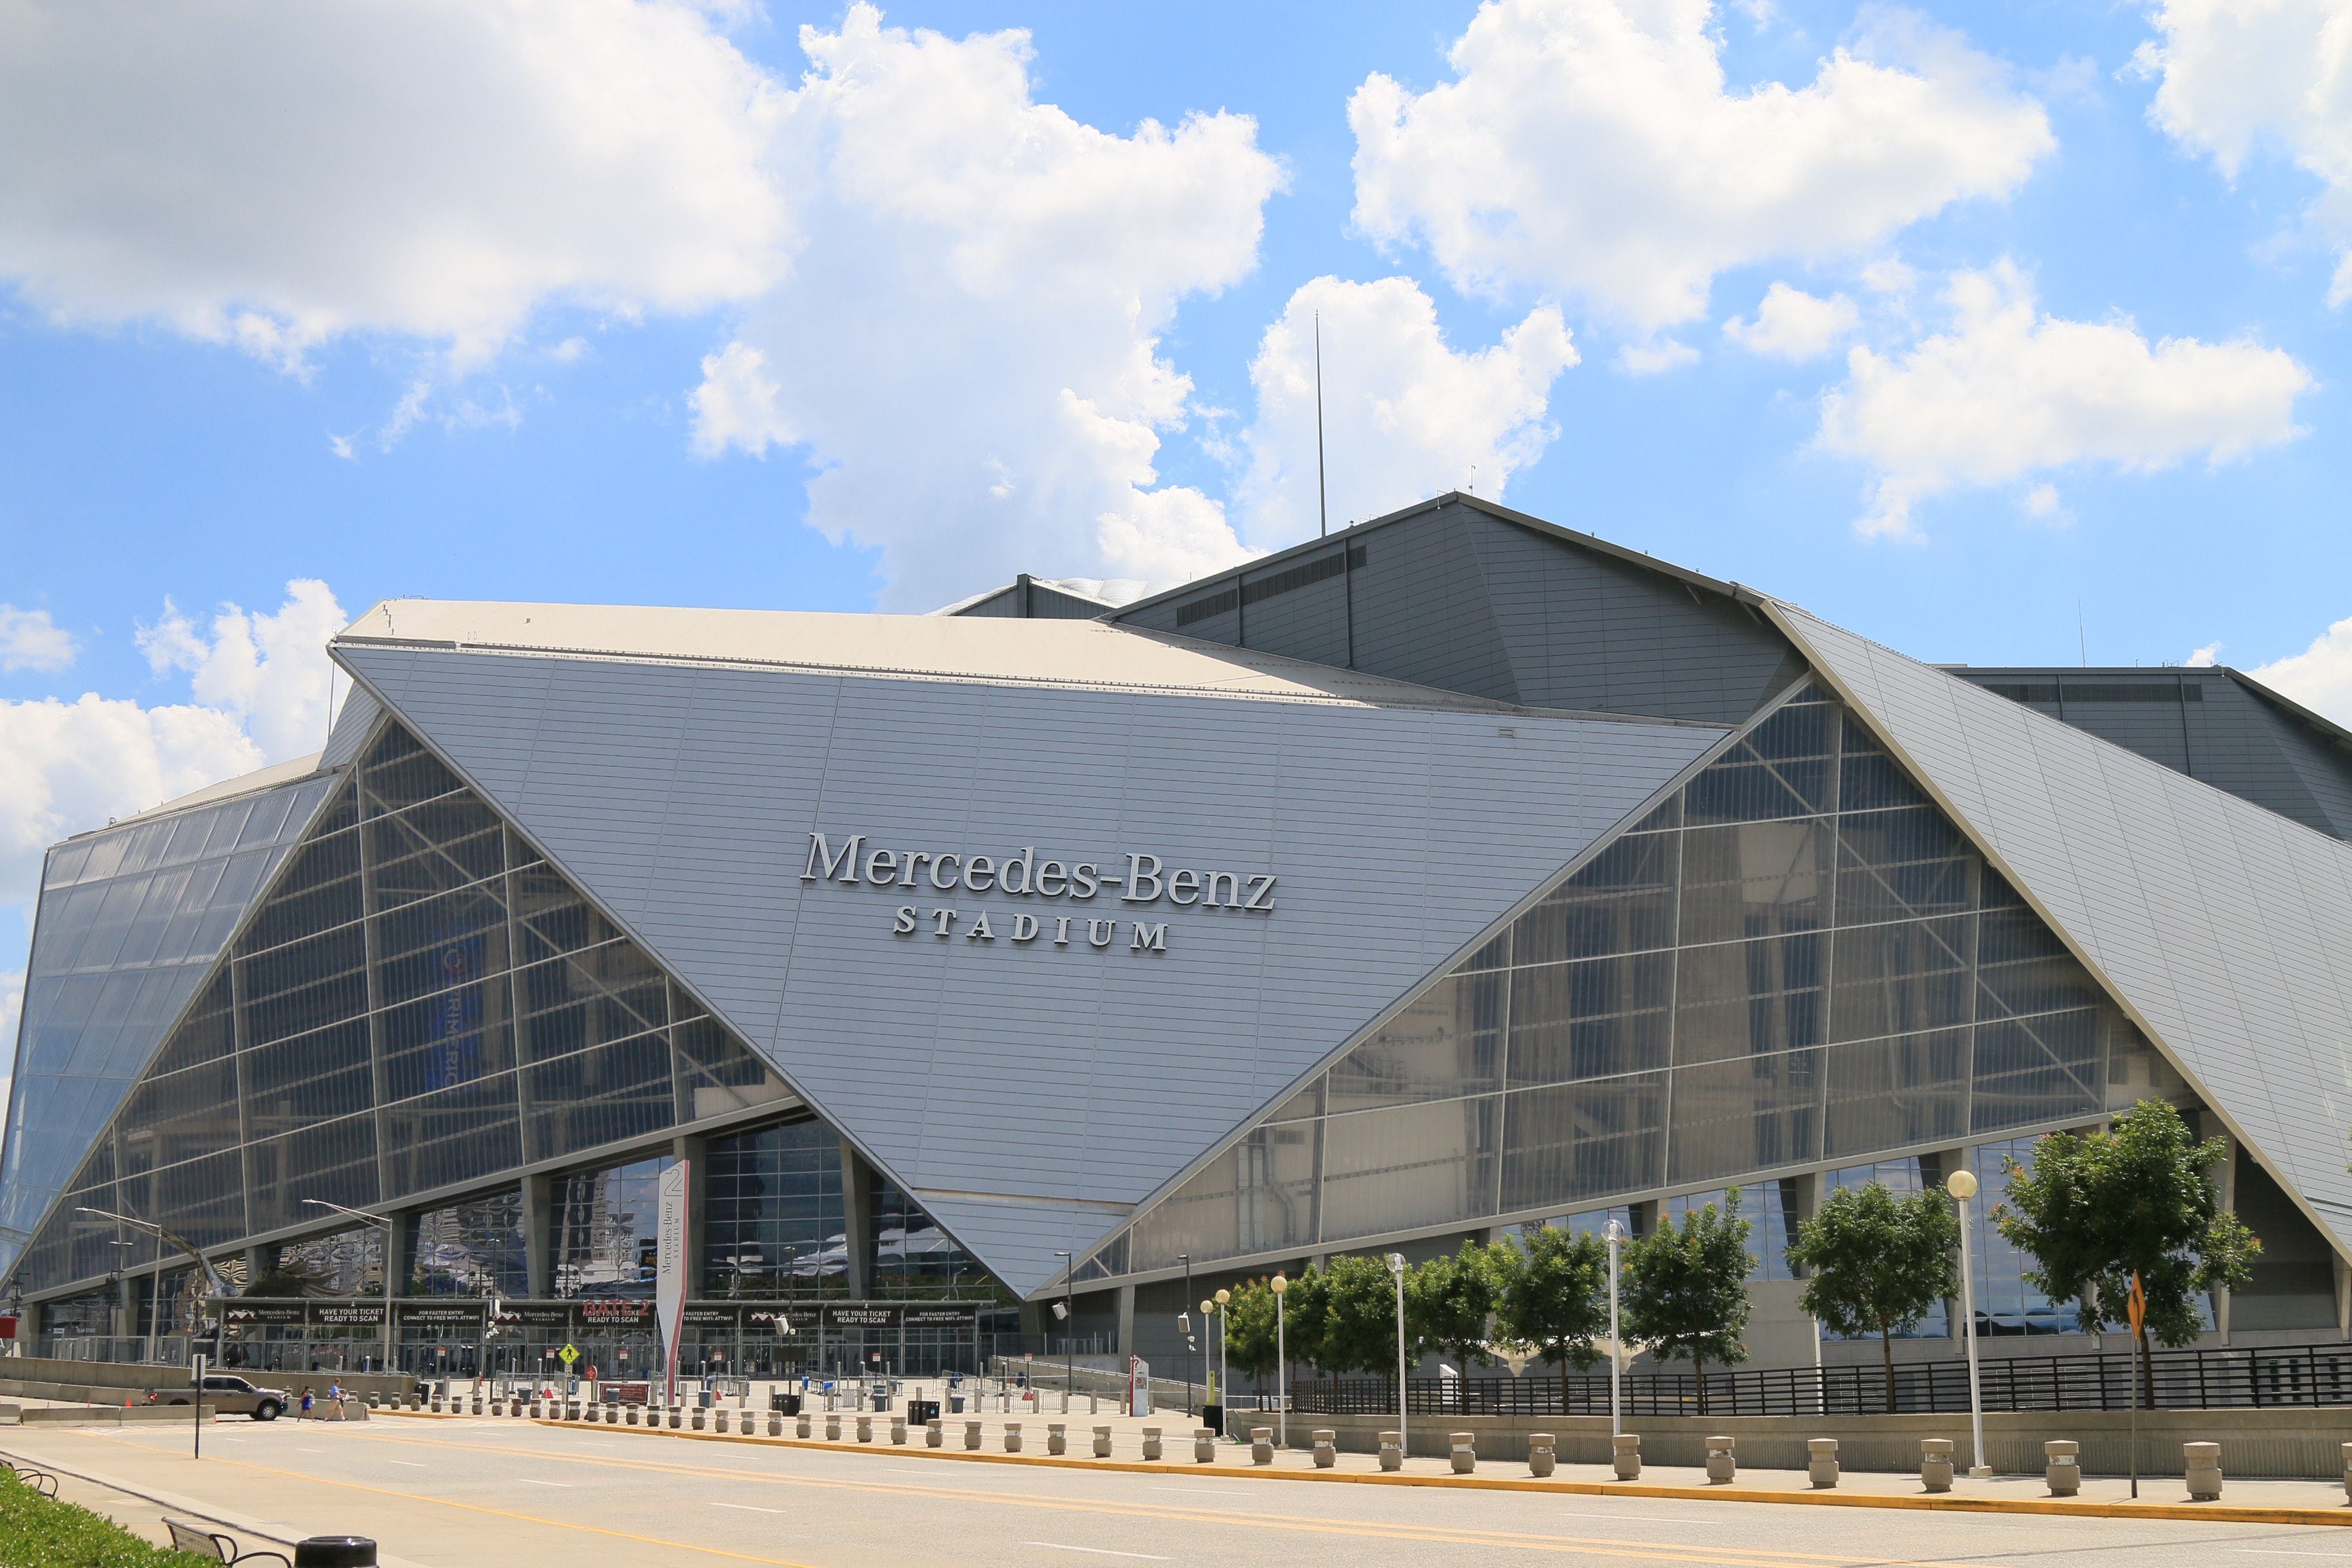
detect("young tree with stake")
[1407,1241,1506,1371]
[1996,1099,2258,1406]
[1490,1224,1609,1373]
[1622,1191,1752,1415]
[1787,1180,1958,1413]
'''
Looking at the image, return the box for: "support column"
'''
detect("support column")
[1115,1284,1135,1361]
[2337,1256,2351,1340]
[244,1245,273,1291]
[113,1275,137,1340]
[523,1173,555,1301]
[839,1141,875,1301]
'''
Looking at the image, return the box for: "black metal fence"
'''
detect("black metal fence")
[1287,1341,2352,1418]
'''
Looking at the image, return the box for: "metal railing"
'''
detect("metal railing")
[1286,1342,2352,1418]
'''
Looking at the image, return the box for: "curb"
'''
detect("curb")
[379,1408,2352,1525]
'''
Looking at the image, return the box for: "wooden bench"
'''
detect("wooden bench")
[164,1519,293,1565]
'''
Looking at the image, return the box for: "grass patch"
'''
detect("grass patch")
[0,1467,213,1565]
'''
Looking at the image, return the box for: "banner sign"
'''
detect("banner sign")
[899,1305,980,1329]
[577,1298,654,1325]
[219,1303,304,1328]
[309,1304,387,1328]
[823,1304,901,1331]
[397,1303,486,1326]
[655,1159,691,1398]
[493,1304,575,1329]
[681,1306,738,1329]
[743,1307,808,1337]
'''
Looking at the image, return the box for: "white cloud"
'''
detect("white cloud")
[1816,261,2313,538]
[2021,481,2068,522]
[0,0,787,368]
[1724,282,1861,360]
[2134,1,2352,303]
[1233,276,1578,545]
[1617,338,1701,375]
[136,580,348,761]
[1348,0,2053,329]
[689,6,1284,607]
[2187,640,2224,667]
[0,607,75,674]
[2251,615,2352,723]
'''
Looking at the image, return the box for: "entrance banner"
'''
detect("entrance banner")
[656,1159,691,1402]
[493,1304,574,1329]
[220,1303,304,1328]
[578,1298,654,1325]
[310,1304,387,1328]
[396,1303,487,1326]
[899,1305,980,1329]
[681,1306,739,1328]
[822,1304,901,1331]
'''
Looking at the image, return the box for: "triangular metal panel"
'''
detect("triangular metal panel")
[338,643,1723,1295]
[912,1195,1126,1300]
[1773,604,2352,1253]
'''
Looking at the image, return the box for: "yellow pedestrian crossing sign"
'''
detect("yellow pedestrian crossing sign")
[558,1344,580,1366]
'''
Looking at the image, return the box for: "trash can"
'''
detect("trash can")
[906,1398,940,1426]
[771,1393,803,1417]
[948,1394,966,1415]
[1200,1402,1223,1440]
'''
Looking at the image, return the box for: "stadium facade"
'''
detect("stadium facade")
[8,494,2352,1377]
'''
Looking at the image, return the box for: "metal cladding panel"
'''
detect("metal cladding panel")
[1779,606,2352,1251]
[340,643,1719,1294]
[320,687,383,767]
[914,1196,1123,1297]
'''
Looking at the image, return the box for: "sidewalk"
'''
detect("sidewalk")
[384,1405,2352,1525]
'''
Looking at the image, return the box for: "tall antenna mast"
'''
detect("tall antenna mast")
[1315,311,1329,539]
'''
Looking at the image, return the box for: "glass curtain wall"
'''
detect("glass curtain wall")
[14,720,794,1297]
[553,1157,670,1298]
[1,772,335,1257]
[1118,681,2189,1275]
[410,1189,527,1297]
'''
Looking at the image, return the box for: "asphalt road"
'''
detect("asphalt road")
[11,1416,2352,1568]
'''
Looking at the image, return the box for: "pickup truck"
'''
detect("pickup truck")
[145,1373,289,1420]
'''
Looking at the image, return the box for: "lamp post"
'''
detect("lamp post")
[1055,1251,1073,1410]
[78,1207,199,1366]
[1198,1296,1219,1433]
[1945,1169,1988,1478]
[1269,1273,1289,1450]
[1603,1218,1625,1439]
[1386,1252,1407,1461]
[303,1198,399,1373]
[1177,1254,1193,1418]
[1213,1287,1230,1434]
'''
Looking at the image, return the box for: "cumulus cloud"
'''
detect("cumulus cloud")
[1724,282,1861,360]
[1816,261,2313,538]
[2250,618,2352,724]
[1233,276,1577,544]
[689,6,1283,607]
[1617,338,1701,375]
[2187,640,2224,667]
[1348,0,2053,330]
[136,580,348,760]
[0,0,787,368]
[2134,0,2352,303]
[0,607,75,674]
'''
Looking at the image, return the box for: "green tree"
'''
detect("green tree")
[1221,1278,1280,1389]
[1788,1181,1958,1413]
[1622,1191,1752,1413]
[1280,1265,1332,1381]
[1490,1224,1609,1373]
[1407,1242,1506,1369]
[1318,1253,1409,1376]
[1996,1099,2259,1406]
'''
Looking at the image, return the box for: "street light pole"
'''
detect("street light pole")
[1387,1252,1407,1462]
[1270,1273,1288,1450]
[1055,1251,1073,1411]
[1178,1255,1193,1418]
[1213,1287,1230,1436]
[1604,1218,1625,1440]
[1944,1169,1988,1478]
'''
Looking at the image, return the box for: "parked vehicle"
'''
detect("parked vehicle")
[147,1373,288,1420]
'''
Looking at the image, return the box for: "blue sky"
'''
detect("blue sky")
[5,0,2352,1025]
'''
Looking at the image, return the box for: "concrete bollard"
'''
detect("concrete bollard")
[666,1409,681,1429]
[926,1418,943,1448]
[891,1416,907,1446]
[1528,1433,1556,1478]
[2044,1439,2080,1497]
[1312,1430,1337,1469]
[769,1415,783,1437]
[1612,1433,1641,1481]
[796,1412,812,1439]
[1142,1426,1163,1462]
[473,1396,484,1415]
[1450,1433,1476,1475]
[964,1420,983,1451]
[1807,1438,1839,1489]
[1704,1435,1736,1485]
[856,1415,872,1444]
[1047,1422,1066,1456]
[1005,1422,1023,1454]
[2186,1442,2222,1502]
[1093,1425,1112,1459]
[489,1400,503,1417]
[1194,1428,1216,1464]
[2342,1442,2351,1503]
[691,1409,707,1431]
[625,1406,639,1426]
[716,1409,731,1434]
[1251,1427,1273,1466]
[1920,1438,1954,1493]
[825,1413,841,1441]
[430,1397,444,1414]
[1378,1431,1403,1473]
